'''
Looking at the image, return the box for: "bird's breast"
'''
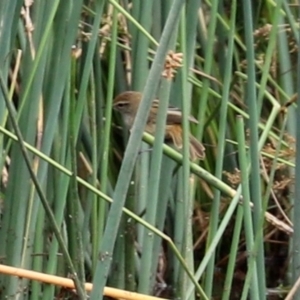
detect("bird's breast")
[122,114,134,128]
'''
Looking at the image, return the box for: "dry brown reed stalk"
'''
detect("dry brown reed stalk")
[0,264,169,300]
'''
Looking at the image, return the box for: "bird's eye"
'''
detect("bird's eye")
[117,102,127,108]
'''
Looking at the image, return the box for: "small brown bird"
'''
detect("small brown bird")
[113,91,205,160]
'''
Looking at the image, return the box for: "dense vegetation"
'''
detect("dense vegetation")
[0,1,299,299]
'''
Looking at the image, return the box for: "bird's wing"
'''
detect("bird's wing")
[152,99,198,124]
[167,106,199,124]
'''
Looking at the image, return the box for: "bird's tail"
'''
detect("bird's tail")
[189,134,205,160]
[165,125,205,160]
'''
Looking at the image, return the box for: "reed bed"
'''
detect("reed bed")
[0,1,299,299]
